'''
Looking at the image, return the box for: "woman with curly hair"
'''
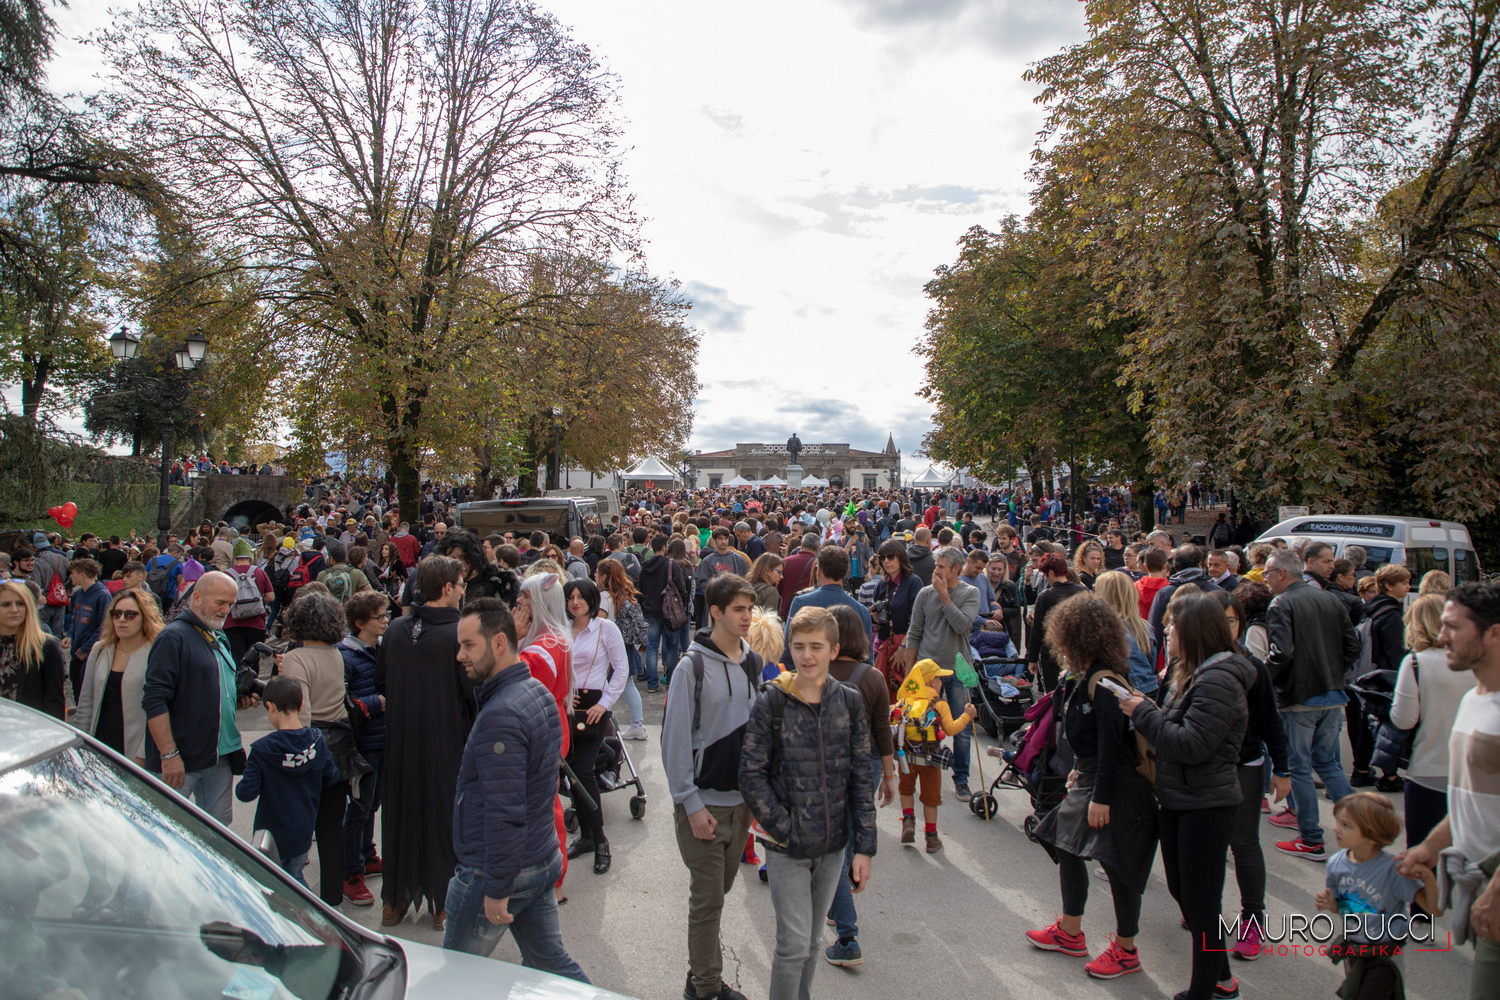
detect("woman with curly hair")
[1027,593,1159,983]
[1074,540,1106,590]
[279,589,353,908]
[595,558,647,740]
[1114,593,1257,1000]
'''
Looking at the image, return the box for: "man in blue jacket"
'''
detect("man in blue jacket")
[444,597,588,982]
[66,558,112,701]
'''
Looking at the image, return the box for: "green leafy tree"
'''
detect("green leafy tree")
[0,196,109,423]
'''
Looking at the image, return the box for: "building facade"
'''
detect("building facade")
[686,435,901,490]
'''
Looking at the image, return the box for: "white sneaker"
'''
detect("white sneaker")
[623,723,648,741]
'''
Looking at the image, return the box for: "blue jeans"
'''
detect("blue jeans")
[180,758,234,825]
[282,851,309,887]
[939,673,971,786]
[619,647,644,727]
[827,759,882,941]
[442,854,589,982]
[1280,707,1354,846]
[343,749,384,875]
[648,615,690,685]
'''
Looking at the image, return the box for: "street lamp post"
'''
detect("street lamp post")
[109,326,209,549]
[547,406,563,491]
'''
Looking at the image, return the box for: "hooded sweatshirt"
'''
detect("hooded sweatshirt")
[906,542,935,587]
[660,630,762,816]
[235,726,341,858]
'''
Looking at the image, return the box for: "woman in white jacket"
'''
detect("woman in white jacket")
[563,578,628,874]
[74,588,161,764]
[1389,593,1477,847]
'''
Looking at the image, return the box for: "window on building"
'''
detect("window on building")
[863,475,877,489]
[709,476,722,489]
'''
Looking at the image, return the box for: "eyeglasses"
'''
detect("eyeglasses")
[110,609,141,621]
[1225,615,1241,624]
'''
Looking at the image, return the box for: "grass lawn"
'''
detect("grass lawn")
[14,482,193,542]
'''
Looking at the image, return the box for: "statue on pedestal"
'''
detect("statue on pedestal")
[786,432,802,465]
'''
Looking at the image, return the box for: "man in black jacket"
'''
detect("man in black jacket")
[741,607,876,1000]
[142,572,253,824]
[443,597,587,982]
[1263,551,1360,861]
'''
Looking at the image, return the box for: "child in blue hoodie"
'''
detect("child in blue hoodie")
[235,676,341,886]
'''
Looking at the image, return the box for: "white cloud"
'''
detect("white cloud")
[33,0,1087,466]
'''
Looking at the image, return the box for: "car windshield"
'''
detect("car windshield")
[0,743,361,1000]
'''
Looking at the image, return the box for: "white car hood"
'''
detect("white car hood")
[396,938,639,999]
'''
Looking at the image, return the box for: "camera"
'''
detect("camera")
[870,599,891,627]
[235,641,275,699]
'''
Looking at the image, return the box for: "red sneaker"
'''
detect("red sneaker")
[742,846,762,866]
[1025,919,1088,957]
[1268,809,1299,829]
[1260,797,1271,815]
[1085,940,1142,979]
[1274,838,1327,861]
[343,875,374,906]
[363,855,383,876]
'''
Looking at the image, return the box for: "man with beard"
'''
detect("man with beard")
[142,572,257,824]
[1399,581,1500,999]
[377,555,474,930]
[442,597,588,981]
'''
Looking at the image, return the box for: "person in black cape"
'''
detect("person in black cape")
[376,555,475,928]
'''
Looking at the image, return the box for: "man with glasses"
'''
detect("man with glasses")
[1262,551,1361,861]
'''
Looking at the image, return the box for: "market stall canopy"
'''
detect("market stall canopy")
[619,457,680,483]
[911,465,950,488]
[800,475,830,488]
[722,475,755,488]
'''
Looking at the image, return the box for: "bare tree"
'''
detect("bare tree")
[100,0,638,515]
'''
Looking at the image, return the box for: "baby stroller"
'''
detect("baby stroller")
[1352,668,1411,773]
[970,656,1032,741]
[564,715,647,831]
[981,688,1071,843]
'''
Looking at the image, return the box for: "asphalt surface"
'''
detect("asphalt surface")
[227,685,1476,1000]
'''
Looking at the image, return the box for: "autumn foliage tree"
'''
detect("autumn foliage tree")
[101,0,639,519]
[1020,0,1500,516]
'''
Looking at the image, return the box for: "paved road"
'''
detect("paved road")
[230,692,1475,1000]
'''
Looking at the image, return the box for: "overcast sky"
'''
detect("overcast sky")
[38,0,1086,471]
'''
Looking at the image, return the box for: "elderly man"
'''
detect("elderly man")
[142,571,257,824]
[899,546,980,801]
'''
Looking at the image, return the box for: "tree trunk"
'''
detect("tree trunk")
[391,440,420,529]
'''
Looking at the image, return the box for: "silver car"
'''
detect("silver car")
[0,699,635,999]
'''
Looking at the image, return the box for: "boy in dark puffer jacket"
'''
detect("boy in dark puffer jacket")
[740,607,877,1000]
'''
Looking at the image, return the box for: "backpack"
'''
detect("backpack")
[661,566,690,632]
[688,648,765,734]
[1084,670,1158,785]
[45,570,70,607]
[1351,602,1399,681]
[323,566,356,603]
[617,598,648,645]
[287,559,313,592]
[146,557,178,602]
[231,567,265,619]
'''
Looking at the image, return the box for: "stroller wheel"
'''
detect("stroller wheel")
[564,808,578,834]
[969,793,999,820]
[629,795,646,820]
[1023,812,1040,843]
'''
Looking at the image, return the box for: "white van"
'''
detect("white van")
[544,487,620,521]
[1253,515,1482,583]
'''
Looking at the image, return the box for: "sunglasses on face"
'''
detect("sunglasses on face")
[111,609,140,621]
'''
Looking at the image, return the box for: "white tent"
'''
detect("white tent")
[758,475,788,487]
[800,475,830,488]
[911,465,950,488]
[619,457,680,483]
[722,475,755,488]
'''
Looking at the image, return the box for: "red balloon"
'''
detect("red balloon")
[48,506,64,520]
[57,515,74,528]
[61,502,78,517]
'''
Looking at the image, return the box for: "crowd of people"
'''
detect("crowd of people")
[0,475,1496,1000]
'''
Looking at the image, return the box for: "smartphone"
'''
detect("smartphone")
[1098,677,1131,699]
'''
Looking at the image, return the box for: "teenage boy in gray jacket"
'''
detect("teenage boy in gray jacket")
[662,573,764,1000]
[740,606,877,1000]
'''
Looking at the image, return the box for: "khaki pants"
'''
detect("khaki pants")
[674,801,753,998]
